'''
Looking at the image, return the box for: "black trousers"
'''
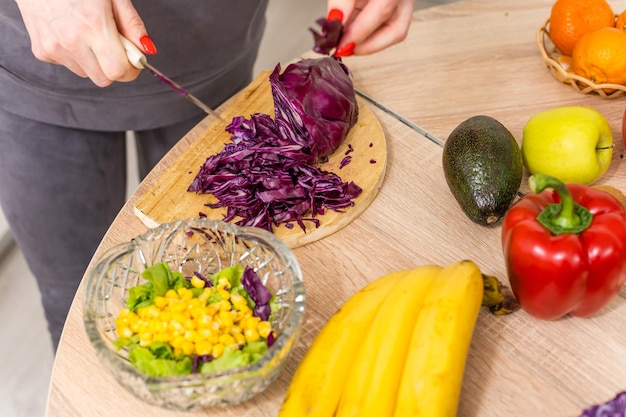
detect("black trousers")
[0,108,204,350]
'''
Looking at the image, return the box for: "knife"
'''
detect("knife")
[119,35,223,121]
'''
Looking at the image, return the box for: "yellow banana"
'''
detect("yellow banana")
[393,260,484,417]
[335,264,443,417]
[278,269,411,417]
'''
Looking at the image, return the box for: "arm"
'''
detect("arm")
[327,0,416,56]
[14,0,155,87]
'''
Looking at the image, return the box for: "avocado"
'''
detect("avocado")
[442,115,523,226]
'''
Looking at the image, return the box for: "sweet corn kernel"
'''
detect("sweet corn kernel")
[229,292,245,305]
[195,340,213,356]
[158,310,172,322]
[217,277,231,290]
[170,335,186,349]
[218,299,231,312]
[169,320,184,333]
[154,296,168,309]
[183,329,197,343]
[244,328,260,343]
[198,287,213,302]
[217,288,231,300]
[233,332,246,346]
[197,328,213,340]
[154,320,168,334]
[188,307,204,320]
[232,303,248,314]
[170,300,187,313]
[210,320,221,332]
[153,332,170,343]
[258,321,272,339]
[117,326,133,338]
[136,321,149,334]
[219,333,236,347]
[243,316,260,330]
[205,303,219,316]
[218,311,235,328]
[183,318,197,331]
[165,289,179,299]
[196,313,213,328]
[177,287,193,301]
[187,298,203,309]
[212,343,225,358]
[171,311,187,324]
[139,331,153,342]
[182,341,195,355]
[190,275,206,289]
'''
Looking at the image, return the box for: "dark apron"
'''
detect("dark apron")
[0,0,269,131]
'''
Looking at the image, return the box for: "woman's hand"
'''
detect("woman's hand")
[327,0,416,56]
[14,0,155,87]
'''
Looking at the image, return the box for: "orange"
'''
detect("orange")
[549,0,615,56]
[616,10,626,30]
[572,27,626,85]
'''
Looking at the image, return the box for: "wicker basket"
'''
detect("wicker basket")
[537,18,626,99]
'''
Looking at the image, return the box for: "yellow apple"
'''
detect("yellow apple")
[521,106,613,185]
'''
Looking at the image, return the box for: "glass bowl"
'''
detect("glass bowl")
[83,218,305,411]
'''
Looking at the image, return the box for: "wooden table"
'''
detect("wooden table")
[46,0,626,415]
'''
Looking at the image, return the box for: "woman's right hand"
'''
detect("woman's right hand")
[14,0,155,87]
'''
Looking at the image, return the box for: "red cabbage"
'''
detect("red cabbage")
[310,17,343,55]
[188,56,362,233]
[241,266,272,321]
[270,57,358,161]
[241,266,271,305]
[580,391,626,416]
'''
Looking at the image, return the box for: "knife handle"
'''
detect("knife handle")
[119,34,146,70]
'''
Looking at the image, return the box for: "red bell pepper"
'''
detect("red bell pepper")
[501,174,626,320]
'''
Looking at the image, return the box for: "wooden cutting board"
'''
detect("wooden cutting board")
[133,70,387,248]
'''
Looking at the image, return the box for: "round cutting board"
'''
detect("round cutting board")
[134,70,387,249]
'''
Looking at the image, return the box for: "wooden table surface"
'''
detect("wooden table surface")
[46,0,626,415]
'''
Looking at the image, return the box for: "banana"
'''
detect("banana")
[393,260,484,417]
[280,261,485,417]
[278,269,412,417]
[335,264,443,417]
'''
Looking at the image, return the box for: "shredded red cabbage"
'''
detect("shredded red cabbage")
[242,266,271,305]
[241,266,272,321]
[310,17,343,55]
[188,56,362,233]
[580,392,626,416]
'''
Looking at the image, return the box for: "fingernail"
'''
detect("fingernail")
[327,8,344,23]
[334,42,355,57]
[140,35,157,55]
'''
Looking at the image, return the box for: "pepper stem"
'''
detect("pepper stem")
[528,174,593,235]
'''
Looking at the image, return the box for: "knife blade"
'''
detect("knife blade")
[119,35,223,121]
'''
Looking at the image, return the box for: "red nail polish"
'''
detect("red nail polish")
[334,42,355,57]
[140,35,157,55]
[327,8,344,23]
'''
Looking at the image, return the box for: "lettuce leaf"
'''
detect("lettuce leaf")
[127,343,193,377]
[126,262,188,311]
[199,341,268,374]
